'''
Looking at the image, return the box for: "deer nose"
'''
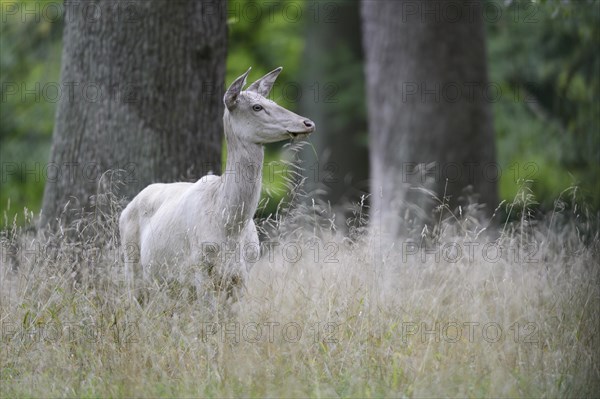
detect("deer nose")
[303,120,315,129]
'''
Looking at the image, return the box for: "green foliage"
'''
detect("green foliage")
[1,0,63,227]
[227,0,305,111]
[487,0,600,209]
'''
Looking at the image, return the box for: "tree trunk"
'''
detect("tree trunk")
[299,0,369,221]
[40,0,226,228]
[361,0,498,237]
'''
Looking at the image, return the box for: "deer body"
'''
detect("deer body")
[119,67,314,301]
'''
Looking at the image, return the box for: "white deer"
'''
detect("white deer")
[119,67,315,303]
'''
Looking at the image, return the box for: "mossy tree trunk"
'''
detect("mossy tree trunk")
[40,0,226,228]
[362,0,498,236]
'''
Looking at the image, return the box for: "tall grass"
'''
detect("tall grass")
[1,172,598,397]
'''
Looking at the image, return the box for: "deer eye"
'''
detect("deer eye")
[252,104,263,112]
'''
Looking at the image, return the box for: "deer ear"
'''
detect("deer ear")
[247,67,282,97]
[224,67,251,110]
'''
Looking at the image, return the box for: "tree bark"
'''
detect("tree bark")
[299,0,369,219]
[361,0,498,236]
[40,0,226,228]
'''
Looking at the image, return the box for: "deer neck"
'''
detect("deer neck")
[220,116,264,234]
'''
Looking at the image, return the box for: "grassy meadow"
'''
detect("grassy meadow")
[1,181,599,398]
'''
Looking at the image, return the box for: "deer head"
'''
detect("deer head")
[223,67,315,144]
